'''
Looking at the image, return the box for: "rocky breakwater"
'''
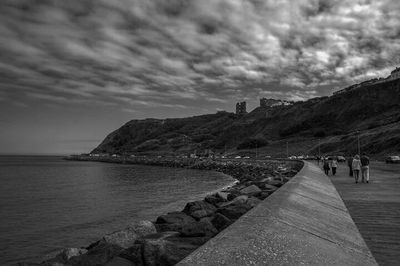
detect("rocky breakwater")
[18,159,303,266]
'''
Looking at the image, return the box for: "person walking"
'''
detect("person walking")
[323,158,330,175]
[331,157,338,176]
[360,153,370,183]
[352,155,362,183]
[347,155,353,177]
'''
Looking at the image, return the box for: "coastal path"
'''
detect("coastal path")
[323,161,400,266]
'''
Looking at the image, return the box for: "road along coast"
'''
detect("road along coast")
[17,156,303,266]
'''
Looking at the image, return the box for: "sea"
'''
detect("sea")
[0,156,235,265]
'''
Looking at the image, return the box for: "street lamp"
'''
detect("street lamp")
[286,141,289,158]
[357,131,361,155]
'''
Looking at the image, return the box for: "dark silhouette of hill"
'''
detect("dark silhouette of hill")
[92,78,400,158]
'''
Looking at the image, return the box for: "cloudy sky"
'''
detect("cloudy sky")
[1,0,400,154]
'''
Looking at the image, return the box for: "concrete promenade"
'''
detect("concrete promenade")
[178,162,377,266]
[326,161,400,266]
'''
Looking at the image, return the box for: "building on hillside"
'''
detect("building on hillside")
[260,98,292,108]
[387,67,400,81]
[236,101,247,115]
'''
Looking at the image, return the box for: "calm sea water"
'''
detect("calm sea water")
[0,156,235,265]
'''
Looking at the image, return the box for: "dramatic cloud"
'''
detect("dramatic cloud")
[1,0,400,109]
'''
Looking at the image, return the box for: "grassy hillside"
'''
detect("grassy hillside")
[92,78,400,158]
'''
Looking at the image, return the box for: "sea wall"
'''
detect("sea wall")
[177,161,378,266]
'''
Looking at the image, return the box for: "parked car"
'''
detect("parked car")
[385,156,400,164]
[337,156,346,162]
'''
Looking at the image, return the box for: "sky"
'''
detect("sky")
[1,0,400,154]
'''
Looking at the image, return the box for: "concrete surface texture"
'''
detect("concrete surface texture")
[177,161,377,266]
[327,161,400,266]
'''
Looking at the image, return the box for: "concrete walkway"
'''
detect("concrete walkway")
[178,162,376,266]
[322,161,400,266]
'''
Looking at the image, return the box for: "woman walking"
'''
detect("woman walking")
[331,157,338,176]
[323,158,330,175]
[352,155,362,183]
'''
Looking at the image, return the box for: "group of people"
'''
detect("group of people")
[347,153,370,183]
[321,156,338,176]
[319,153,370,183]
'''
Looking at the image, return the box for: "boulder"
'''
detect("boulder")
[266,180,284,187]
[182,201,217,220]
[263,184,278,191]
[217,192,229,201]
[102,220,156,249]
[256,191,271,200]
[155,212,196,232]
[227,190,241,201]
[119,232,181,266]
[217,203,252,220]
[68,242,124,266]
[217,195,248,208]
[240,184,262,195]
[105,256,135,266]
[247,197,262,207]
[180,218,218,237]
[129,232,208,266]
[211,213,233,231]
[204,194,221,205]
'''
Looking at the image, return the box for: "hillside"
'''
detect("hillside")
[92,78,400,158]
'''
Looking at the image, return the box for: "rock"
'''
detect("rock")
[155,212,196,232]
[217,195,248,208]
[182,201,217,220]
[128,220,157,236]
[68,242,124,266]
[240,184,261,195]
[256,191,271,200]
[181,218,218,237]
[247,197,262,207]
[217,203,252,220]
[227,190,241,201]
[133,233,209,266]
[266,180,284,187]
[217,192,229,201]
[105,256,135,266]
[204,194,221,205]
[57,248,87,262]
[211,213,233,231]
[102,220,156,249]
[263,184,278,191]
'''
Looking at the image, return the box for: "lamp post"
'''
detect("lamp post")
[286,141,289,158]
[357,131,361,155]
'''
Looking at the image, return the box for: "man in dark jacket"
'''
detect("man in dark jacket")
[347,155,353,177]
[360,153,370,183]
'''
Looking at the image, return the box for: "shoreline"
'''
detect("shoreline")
[19,156,303,266]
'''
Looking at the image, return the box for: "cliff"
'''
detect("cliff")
[92,79,400,157]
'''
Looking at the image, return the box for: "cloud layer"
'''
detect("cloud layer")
[1,0,400,111]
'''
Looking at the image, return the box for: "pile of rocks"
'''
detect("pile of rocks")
[19,160,302,266]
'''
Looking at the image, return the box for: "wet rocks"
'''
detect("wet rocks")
[182,201,217,220]
[155,212,196,232]
[101,220,157,248]
[211,213,233,231]
[240,184,262,195]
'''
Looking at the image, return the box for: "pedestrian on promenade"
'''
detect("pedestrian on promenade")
[352,155,362,183]
[323,158,330,175]
[331,157,338,175]
[347,155,353,177]
[360,153,370,183]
